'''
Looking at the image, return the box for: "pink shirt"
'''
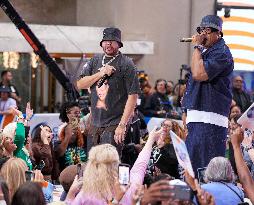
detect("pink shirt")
[66,145,152,205]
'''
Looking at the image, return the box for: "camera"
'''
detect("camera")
[166,184,192,201]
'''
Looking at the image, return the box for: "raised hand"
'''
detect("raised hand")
[230,127,244,147]
[40,125,53,145]
[25,102,33,120]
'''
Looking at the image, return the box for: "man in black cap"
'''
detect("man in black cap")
[77,27,140,154]
[182,15,234,176]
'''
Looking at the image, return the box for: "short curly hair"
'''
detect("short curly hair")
[59,102,80,123]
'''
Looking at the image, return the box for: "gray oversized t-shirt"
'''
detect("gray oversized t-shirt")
[80,53,140,127]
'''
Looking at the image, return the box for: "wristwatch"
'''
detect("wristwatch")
[194,45,204,52]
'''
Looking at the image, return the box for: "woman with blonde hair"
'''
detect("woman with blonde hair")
[0,128,17,158]
[2,121,32,170]
[66,127,162,205]
[1,158,27,199]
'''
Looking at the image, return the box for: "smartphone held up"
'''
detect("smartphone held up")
[118,163,130,185]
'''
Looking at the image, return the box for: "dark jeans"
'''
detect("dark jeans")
[87,125,123,156]
[186,122,227,177]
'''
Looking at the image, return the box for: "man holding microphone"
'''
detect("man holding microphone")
[182,15,234,175]
[77,27,140,155]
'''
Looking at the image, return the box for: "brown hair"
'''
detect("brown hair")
[161,119,185,143]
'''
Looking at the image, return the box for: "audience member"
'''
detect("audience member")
[1,158,27,199]
[231,126,254,203]
[184,171,215,205]
[137,76,154,115]
[55,102,87,172]
[227,114,241,175]
[139,76,154,98]
[59,163,86,201]
[232,75,252,112]
[0,71,21,104]
[148,119,185,179]
[145,79,172,118]
[201,157,244,205]
[229,105,241,119]
[166,80,174,96]
[172,83,186,109]
[11,182,46,205]
[0,86,16,117]
[3,122,32,170]
[0,130,17,158]
[65,127,163,205]
[32,124,58,181]
[0,177,10,205]
[240,129,254,179]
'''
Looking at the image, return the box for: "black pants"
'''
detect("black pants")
[87,125,123,156]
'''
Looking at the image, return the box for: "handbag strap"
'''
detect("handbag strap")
[219,182,244,202]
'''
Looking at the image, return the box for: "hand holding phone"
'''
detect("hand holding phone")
[118,163,130,185]
[197,167,207,184]
[168,184,192,201]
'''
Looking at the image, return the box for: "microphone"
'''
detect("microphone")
[180,38,193,42]
[97,74,109,88]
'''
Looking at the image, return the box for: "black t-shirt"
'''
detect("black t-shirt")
[80,53,141,127]
[148,144,180,179]
[145,92,173,117]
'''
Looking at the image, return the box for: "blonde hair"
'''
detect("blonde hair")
[1,157,27,199]
[82,144,120,200]
[2,122,17,140]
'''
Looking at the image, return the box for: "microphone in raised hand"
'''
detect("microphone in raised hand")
[97,65,116,88]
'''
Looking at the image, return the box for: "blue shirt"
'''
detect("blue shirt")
[182,38,234,117]
[199,182,244,205]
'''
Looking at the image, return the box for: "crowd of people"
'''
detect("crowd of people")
[0,14,254,205]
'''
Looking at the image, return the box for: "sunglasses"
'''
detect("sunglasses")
[196,27,218,34]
